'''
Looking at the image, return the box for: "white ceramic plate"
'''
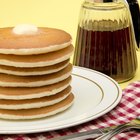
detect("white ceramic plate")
[0,66,122,134]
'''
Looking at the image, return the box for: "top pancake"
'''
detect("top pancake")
[0,27,71,55]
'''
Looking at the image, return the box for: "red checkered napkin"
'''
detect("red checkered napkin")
[0,81,140,140]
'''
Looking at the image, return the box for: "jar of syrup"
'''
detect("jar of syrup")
[73,0,138,83]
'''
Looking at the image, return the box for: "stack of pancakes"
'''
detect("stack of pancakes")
[0,26,74,120]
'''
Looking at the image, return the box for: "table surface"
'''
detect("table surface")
[0,0,139,90]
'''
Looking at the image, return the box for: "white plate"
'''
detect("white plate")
[0,66,122,134]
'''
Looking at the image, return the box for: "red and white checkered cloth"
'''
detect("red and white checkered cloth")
[0,81,140,140]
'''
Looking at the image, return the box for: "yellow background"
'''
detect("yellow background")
[0,0,139,89]
[0,0,81,42]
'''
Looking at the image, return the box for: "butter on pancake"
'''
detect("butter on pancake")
[0,59,69,76]
[0,93,74,120]
[12,24,38,35]
[0,25,72,55]
[0,63,72,87]
[0,86,71,109]
[0,76,71,100]
[0,45,73,67]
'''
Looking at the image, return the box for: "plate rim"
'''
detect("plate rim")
[0,66,122,134]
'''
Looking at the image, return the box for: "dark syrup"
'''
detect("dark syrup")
[73,26,138,82]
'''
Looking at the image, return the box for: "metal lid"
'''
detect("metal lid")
[102,0,113,2]
[86,0,115,3]
[126,0,138,3]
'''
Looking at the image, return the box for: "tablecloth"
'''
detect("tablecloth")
[0,81,140,140]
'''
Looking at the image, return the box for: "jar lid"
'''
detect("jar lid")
[126,0,138,3]
[86,0,114,2]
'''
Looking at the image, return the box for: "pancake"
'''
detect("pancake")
[0,59,69,76]
[0,27,72,55]
[0,45,74,67]
[0,93,74,120]
[0,76,71,100]
[0,63,72,87]
[0,86,71,110]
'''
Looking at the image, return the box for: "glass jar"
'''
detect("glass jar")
[73,0,138,83]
